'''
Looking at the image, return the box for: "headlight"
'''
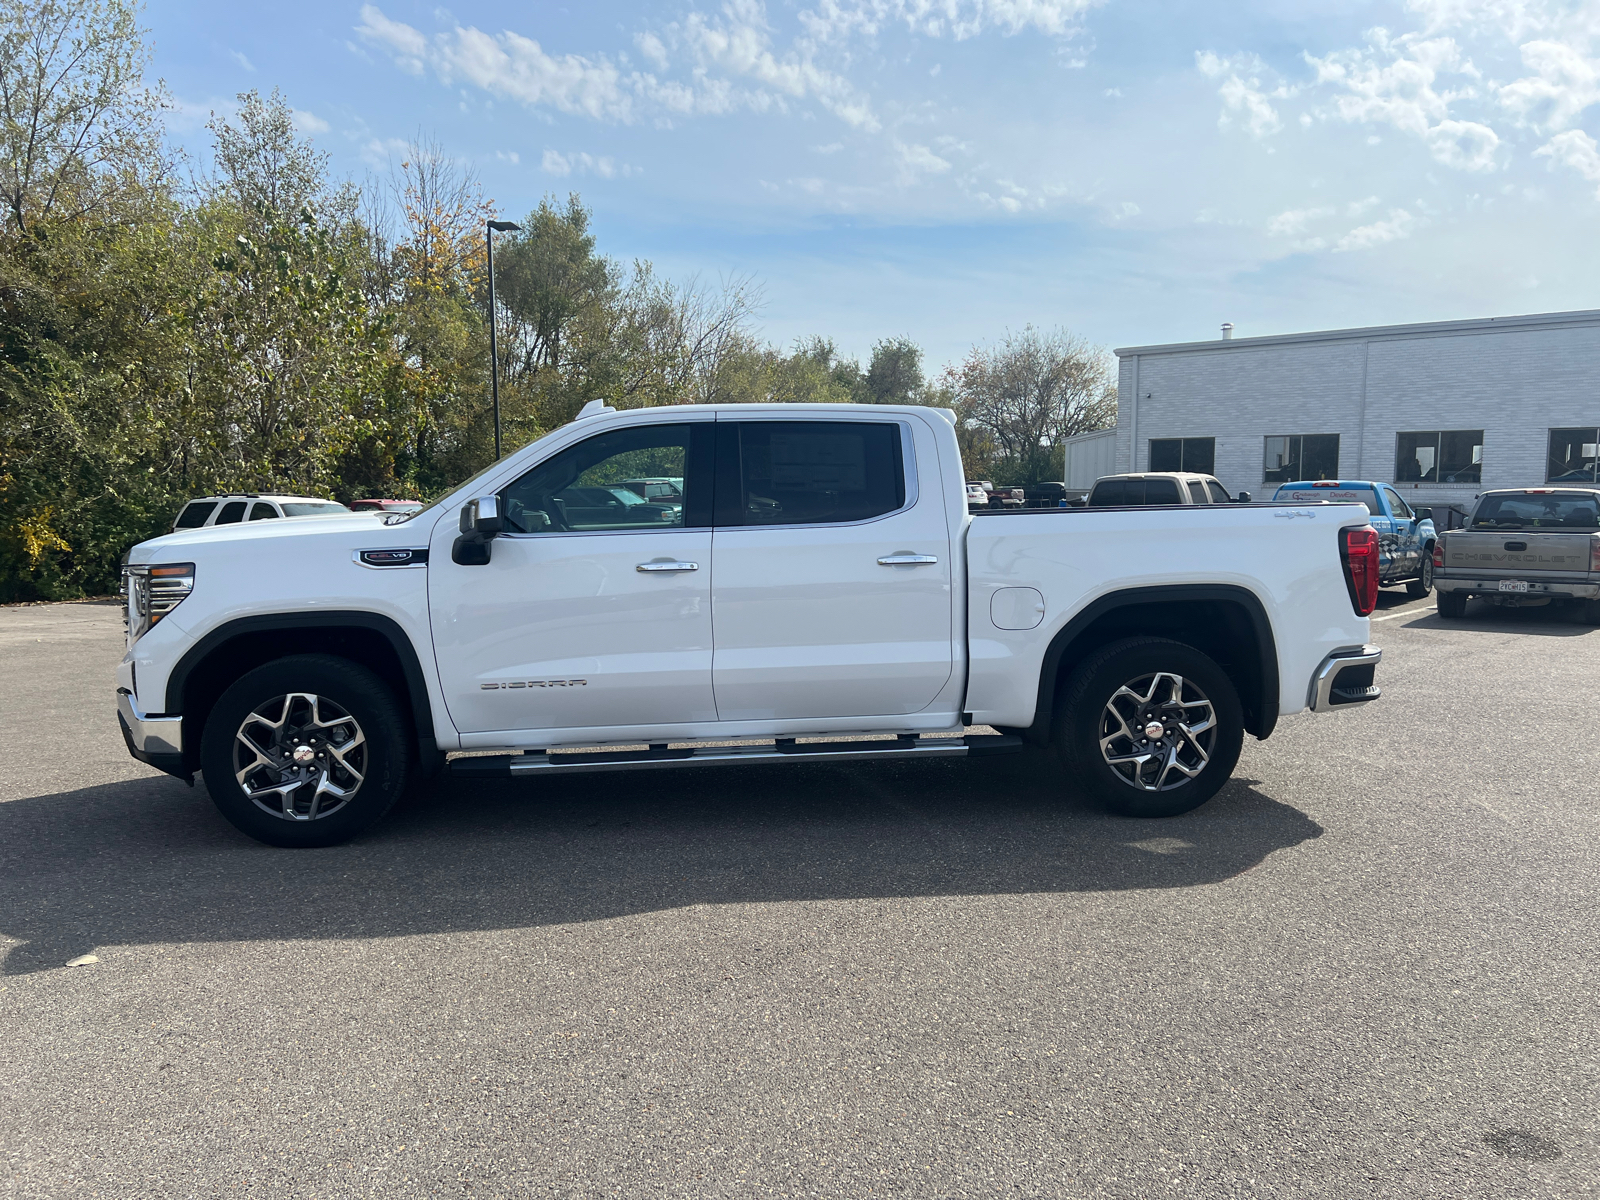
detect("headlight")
[122,562,195,643]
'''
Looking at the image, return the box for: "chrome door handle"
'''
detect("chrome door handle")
[636,560,699,572]
[877,554,939,566]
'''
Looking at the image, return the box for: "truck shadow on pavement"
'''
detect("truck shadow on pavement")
[0,754,1322,975]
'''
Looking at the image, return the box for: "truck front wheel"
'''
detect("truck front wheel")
[199,654,410,848]
[1053,638,1244,818]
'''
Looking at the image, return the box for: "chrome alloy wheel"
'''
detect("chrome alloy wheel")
[233,693,366,821]
[1098,671,1218,792]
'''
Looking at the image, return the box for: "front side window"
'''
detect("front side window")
[1396,430,1483,483]
[501,424,708,534]
[1382,487,1413,519]
[1205,481,1232,504]
[1547,428,1599,484]
[1264,434,1340,483]
[725,421,904,526]
[1149,437,1215,475]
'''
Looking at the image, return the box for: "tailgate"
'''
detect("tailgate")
[1444,532,1594,577]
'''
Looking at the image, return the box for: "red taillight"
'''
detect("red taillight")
[1433,541,1445,568]
[1340,526,1380,616]
[1592,535,1600,573]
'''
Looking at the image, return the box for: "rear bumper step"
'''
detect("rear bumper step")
[450,733,1022,778]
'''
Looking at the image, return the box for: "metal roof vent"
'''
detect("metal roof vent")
[1221,323,1234,340]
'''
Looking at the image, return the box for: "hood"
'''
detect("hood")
[129,512,434,564]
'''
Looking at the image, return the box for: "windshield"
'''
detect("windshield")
[1470,492,1600,530]
[281,502,352,517]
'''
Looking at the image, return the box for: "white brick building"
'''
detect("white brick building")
[1113,309,1600,510]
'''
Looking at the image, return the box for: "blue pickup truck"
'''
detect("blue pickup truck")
[1272,480,1437,596]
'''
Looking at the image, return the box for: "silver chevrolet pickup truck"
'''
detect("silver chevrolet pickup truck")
[1433,487,1600,621]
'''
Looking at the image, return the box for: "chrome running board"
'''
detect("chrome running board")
[450,733,1022,778]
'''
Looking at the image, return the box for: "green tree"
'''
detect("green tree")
[858,336,923,405]
[949,326,1116,486]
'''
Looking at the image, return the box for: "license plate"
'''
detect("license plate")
[1498,579,1530,593]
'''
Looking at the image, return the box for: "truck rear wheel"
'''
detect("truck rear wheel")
[1436,591,1468,619]
[1053,638,1244,818]
[199,654,410,848]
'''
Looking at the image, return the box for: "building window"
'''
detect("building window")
[1148,437,1215,474]
[1263,434,1339,483]
[1548,428,1600,484]
[1395,430,1483,484]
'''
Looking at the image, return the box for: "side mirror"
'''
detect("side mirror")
[1236,491,1252,504]
[452,495,502,565]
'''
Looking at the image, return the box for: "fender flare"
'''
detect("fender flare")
[165,610,439,760]
[1028,583,1280,740]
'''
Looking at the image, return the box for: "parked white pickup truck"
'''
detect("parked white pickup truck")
[117,403,1384,847]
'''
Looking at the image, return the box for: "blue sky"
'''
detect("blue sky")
[149,0,1600,371]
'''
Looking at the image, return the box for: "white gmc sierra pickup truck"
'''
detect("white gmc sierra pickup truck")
[117,402,1384,847]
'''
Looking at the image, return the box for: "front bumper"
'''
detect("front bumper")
[116,689,190,780]
[1434,576,1599,600]
[1308,644,1383,712]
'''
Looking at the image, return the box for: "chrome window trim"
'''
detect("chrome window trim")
[494,416,921,538]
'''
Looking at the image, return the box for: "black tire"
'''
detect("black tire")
[1436,591,1468,619]
[1053,637,1244,818]
[1406,552,1434,598]
[1579,598,1600,625]
[200,654,410,847]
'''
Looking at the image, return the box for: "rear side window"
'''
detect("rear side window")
[174,501,216,528]
[724,422,904,526]
[1186,481,1207,504]
[249,503,280,521]
[1088,479,1127,506]
[214,501,247,525]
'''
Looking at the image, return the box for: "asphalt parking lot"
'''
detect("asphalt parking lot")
[1,591,1596,1199]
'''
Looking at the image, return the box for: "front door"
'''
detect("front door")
[709,416,955,722]
[429,421,716,736]
[1382,485,1420,575]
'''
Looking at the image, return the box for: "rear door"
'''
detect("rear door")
[709,415,955,721]
[1381,486,1421,575]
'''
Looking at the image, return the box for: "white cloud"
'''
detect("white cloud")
[798,0,1103,43]
[636,31,669,70]
[812,141,844,153]
[1198,51,1289,138]
[291,108,330,135]
[1335,207,1417,251]
[542,149,634,178]
[1534,128,1600,195]
[897,141,952,175]
[679,0,879,130]
[230,50,255,72]
[1426,118,1500,169]
[1498,38,1600,131]
[1267,205,1335,236]
[1304,30,1506,170]
[357,5,635,121]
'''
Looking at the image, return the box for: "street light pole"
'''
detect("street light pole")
[486,219,521,459]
